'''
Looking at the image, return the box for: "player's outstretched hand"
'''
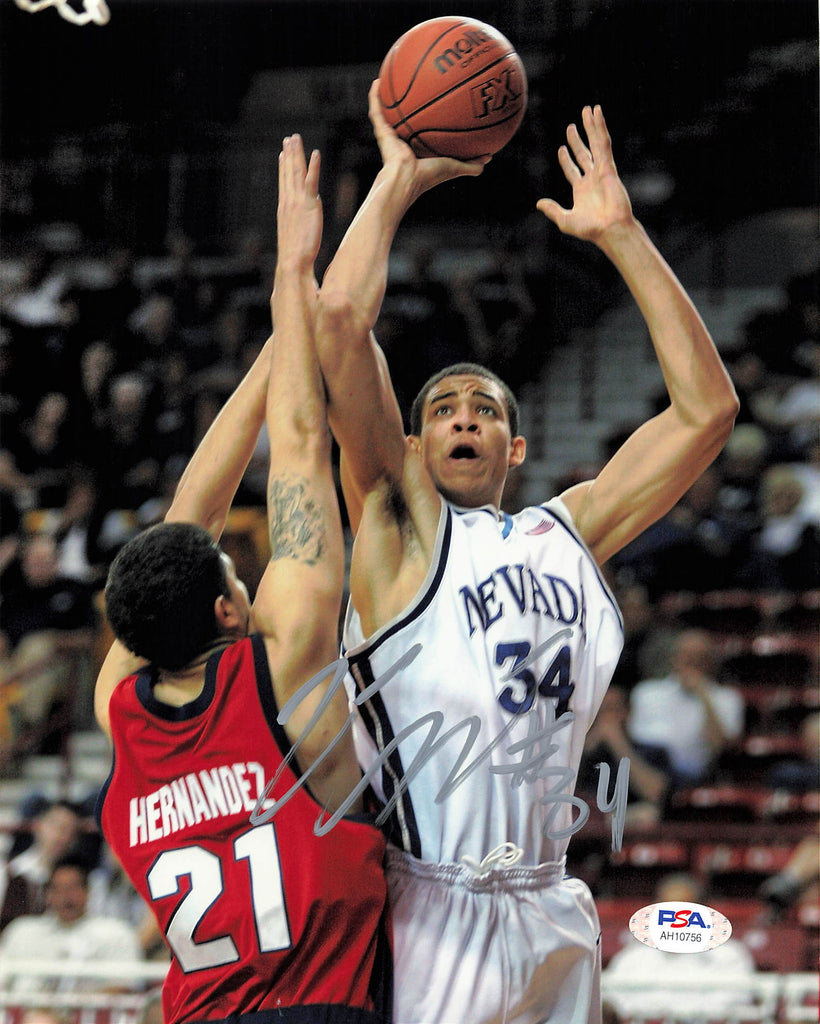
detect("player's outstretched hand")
[537,105,634,243]
[277,134,323,274]
[368,80,488,197]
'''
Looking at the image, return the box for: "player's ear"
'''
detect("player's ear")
[508,435,526,468]
[214,594,242,631]
[406,435,422,455]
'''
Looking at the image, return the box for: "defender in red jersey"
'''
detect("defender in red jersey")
[94,138,390,1024]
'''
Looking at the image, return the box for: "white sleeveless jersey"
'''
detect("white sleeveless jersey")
[342,496,624,868]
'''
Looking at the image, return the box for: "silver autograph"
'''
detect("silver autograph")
[250,642,630,851]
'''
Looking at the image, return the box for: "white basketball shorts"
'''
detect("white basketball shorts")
[386,846,602,1024]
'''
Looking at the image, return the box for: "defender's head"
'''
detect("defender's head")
[105,521,250,671]
[409,363,525,509]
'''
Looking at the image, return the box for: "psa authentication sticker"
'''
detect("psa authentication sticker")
[629,901,733,953]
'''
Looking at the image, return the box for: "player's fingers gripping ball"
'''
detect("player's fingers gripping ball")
[378,16,528,160]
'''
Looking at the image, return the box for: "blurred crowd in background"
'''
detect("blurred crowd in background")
[0,0,817,1002]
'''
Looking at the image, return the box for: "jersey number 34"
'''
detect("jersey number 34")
[495,641,574,716]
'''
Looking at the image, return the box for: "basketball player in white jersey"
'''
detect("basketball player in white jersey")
[314,83,739,1024]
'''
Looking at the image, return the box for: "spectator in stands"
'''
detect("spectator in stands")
[712,423,770,534]
[608,582,674,691]
[446,231,538,393]
[0,801,82,930]
[578,684,671,826]
[376,241,473,417]
[2,392,72,510]
[137,991,164,1024]
[757,836,820,923]
[148,348,196,474]
[87,843,163,959]
[151,231,203,330]
[51,470,109,587]
[68,340,116,467]
[0,477,21,585]
[122,291,184,380]
[627,629,745,787]
[766,711,820,794]
[0,533,96,758]
[738,464,820,590]
[609,465,753,597]
[604,873,756,1016]
[742,268,819,380]
[189,304,250,393]
[0,855,143,993]
[85,372,161,512]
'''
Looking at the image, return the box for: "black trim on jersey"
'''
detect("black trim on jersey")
[369,904,394,1024]
[135,650,221,721]
[341,512,455,859]
[94,748,115,831]
[539,502,625,632]
[249,633,381,828]
[349,657,421,858]
[187,1006,386,1024]
[250,632,309,783]
[347,504,452,660]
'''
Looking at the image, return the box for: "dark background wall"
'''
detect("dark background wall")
[1,0,817,251]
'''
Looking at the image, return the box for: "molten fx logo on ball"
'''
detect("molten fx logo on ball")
[378,16,528,160]
[470,70,521,120]
[432,25,492,72]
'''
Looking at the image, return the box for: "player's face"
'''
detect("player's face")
[220,553,252,637]
[417,374,525,508]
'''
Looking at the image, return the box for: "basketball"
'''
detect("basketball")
[378,17,528,161]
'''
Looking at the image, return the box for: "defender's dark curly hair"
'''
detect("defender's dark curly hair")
[105,522,230,671]
[409,363,520,437]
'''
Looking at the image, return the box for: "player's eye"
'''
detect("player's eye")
[477,405,496,416]
[433,404,451,416]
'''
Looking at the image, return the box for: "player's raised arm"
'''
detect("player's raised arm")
[317,81,486,530]
[538,105,738,564]
[95,329,274,736]
[164,337,272,540]
[250,137,360,803]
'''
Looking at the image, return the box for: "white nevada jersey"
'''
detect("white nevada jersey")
[342,496,624,868]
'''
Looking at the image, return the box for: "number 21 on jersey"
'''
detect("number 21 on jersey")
[147,823,291,972]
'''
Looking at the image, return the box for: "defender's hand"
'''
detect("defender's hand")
[277,134,323,273]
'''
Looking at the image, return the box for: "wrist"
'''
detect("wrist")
[593,215,645,257]
[274,258,314,281]
[373,161,418,215]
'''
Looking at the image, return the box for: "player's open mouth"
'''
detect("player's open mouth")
[450,445,478,460]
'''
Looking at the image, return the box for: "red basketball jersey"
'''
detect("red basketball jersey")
[98,634,390,1024]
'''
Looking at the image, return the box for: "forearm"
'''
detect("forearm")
[596,219,738,431]
[166,336,272,538]
[315,167,411,499]
[319,163,416,333]
[269,264,328,455]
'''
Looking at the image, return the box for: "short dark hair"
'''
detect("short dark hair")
[105,522,229,671]
[49,855,90,888]
[409,363,519,437]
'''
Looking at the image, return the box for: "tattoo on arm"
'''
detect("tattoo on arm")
[268,478,327,565]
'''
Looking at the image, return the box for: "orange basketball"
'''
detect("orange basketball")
[378,17,528,160]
